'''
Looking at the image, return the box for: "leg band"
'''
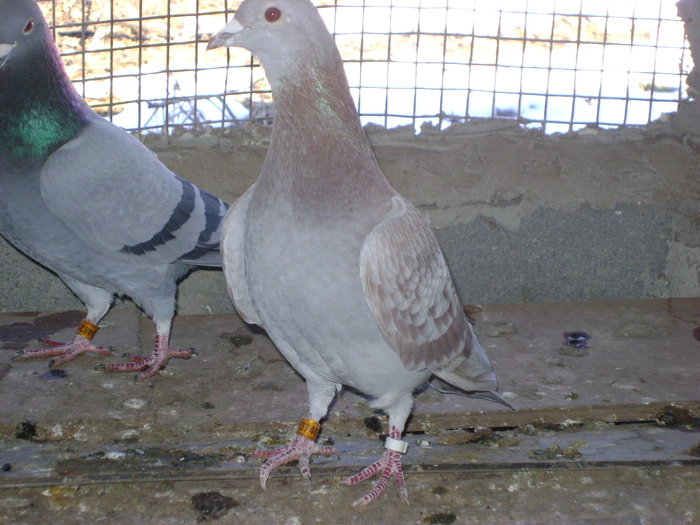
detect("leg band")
[76,320,99,340]
[384,437,408,454]
[296,418,320,440]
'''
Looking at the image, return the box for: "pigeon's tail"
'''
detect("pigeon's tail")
[428,376,514,410]
[429,322,513,410]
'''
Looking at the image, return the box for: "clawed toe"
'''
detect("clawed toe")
[254,434,338,489]
[343,447,409,506]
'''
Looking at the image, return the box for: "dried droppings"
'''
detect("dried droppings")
[563,331,591,349]
[191,491,238,522]
[363,416,383,434]
[656,406,700,428]
[220,328,253,347]
[688,442,700,458]
[15,421,37,440]
[558,346,588,357]
[40,368,68,380]
[528,445,582,460]
[424,512,457,524]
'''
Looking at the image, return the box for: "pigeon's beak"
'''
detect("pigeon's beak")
[0,42,17,70]
[207,17,244,50]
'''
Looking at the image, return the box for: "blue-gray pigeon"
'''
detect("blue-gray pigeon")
[209,0,510,506]
[0,0,228,380]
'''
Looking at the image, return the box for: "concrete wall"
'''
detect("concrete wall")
[1,103,699,315]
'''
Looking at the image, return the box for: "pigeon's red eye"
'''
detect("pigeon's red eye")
[23,19,34,34]
[265,7,281,22]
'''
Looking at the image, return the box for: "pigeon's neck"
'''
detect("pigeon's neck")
[0,28,90,165]
[265,54,386,191]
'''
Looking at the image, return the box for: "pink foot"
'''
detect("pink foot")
[12,335,111,367]
[95,335,195,381]
[341,427,409,506]
[252,434,338,488]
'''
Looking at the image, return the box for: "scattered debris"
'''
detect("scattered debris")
[558,345,588,357]
[0,363,11,381]
[613,322,660,338]
[481,322,517,337]
[122,398,147,410]
[528,445,582,460]
[542,374,563,385]
[545,356,566,367]
[39,369,68,380]
[15,421,37,440]
[424,512,457,524]
[656,406,700,429]
[253,432,289,449]
[191,491,238,522]
[693,326,700,341]
[252,380,283,391]
[363,416,383,434]
[175,451,207,465]
[220,328,253,347]
[563,331,591,349]
[462,304,482,324]
[688,442,700,458]
[112,429,140,444]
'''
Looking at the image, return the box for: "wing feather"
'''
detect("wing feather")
[359,195,467,371]
[221,183,262,327]
[39,116,226,267]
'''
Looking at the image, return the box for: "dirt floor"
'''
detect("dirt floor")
[1,298,699,524]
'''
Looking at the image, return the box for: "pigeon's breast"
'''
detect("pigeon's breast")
[243,189,427,393]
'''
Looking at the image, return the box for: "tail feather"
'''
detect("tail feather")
[429,376,514,410]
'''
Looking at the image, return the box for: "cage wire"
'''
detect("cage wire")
[38,0,690,135]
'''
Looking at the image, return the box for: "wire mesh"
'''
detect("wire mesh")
[37,0,691,135]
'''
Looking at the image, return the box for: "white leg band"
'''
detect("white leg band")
[384,436,408,454]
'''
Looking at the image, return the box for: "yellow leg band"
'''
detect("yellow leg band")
[76,320,99,340]
[296,418,320,440]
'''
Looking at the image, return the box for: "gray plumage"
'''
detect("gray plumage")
[210,0,509,505]
[1,0,228,379]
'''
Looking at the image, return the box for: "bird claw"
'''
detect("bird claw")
[98,345,194,380]
[343,449,409,506]
[12,336,111,365]
[253,434,338,489]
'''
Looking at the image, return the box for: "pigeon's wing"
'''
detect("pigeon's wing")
[39,116,227,268]
[221,183,263,326]
[360,195,498,391]
[360,195,467,371]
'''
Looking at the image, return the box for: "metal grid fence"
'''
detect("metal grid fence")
[38,0,690,135]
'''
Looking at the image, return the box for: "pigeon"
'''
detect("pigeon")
[209,0,510,506]
[0,0,228,380]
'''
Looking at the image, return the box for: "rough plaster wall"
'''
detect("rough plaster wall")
[1,108,699,314]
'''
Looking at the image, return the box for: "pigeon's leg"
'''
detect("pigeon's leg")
[341,394,413,506]
[12,282,112,366]
[252,381,339,488]
[96,319,194,381]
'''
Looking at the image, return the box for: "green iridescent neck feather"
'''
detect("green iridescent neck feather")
[0,29,90,164]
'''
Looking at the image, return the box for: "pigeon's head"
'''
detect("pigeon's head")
[208,0,338,79]
[0,0,48,72]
